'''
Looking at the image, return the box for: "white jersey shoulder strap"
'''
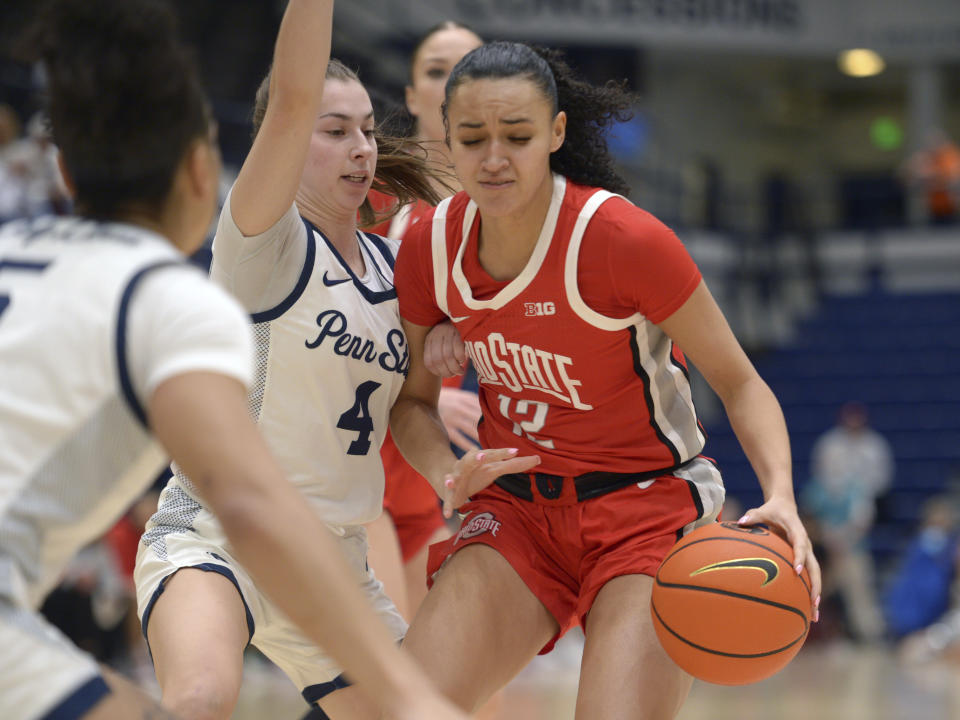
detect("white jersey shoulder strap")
[430,197,454,318]
[564,189,644,331]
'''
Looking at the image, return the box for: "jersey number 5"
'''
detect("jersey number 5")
[497,394,555,449]
[337,380,381,455]
[0,259,52,320]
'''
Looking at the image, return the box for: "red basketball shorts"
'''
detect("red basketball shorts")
[381,430,446,563]
[426,459,723,652]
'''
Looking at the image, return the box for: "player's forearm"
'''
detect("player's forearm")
[722,375,795,504]
[270,0,334,102]
[390,395,459,497]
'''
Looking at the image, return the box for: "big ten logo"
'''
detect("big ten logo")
[524,301,556,317]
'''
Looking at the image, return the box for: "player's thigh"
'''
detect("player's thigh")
[364,512,410,621]
[577,574,692,720]
[403,544,558,712]
[146,567,249,695]
[402,525,451,617]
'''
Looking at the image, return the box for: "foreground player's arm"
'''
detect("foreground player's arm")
[390,320,539,516]
[229,0,333,236]
[657,280,822,606]
[148,371,465,720]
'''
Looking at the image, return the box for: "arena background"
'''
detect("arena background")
[1,1,959,717]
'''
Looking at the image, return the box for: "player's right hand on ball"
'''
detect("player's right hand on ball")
[441,447,540,518]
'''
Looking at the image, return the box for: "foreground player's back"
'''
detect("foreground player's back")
[0,215,243,609]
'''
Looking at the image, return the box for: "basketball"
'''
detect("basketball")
[651,521,813,686]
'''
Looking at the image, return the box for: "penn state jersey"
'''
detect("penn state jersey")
[170,196,408,528]
[0,216,252,609]
[396,174,705,477]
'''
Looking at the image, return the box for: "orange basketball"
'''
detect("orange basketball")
[651,521,812,685]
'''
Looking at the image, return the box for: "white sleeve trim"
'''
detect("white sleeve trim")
[564,189,645,331]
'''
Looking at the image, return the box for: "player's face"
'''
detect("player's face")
[405,27,482,144]
[301,79,377,214]
[446,77,565,220]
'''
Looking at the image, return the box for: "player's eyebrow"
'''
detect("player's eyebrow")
[457,117,533,129]
[318,111,375,121]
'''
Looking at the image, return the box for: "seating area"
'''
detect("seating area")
[702,288,960,570]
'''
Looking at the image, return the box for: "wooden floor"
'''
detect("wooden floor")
[225,634,960,719]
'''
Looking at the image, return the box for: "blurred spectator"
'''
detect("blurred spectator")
[0,103,24,222]
[811,401,894,510]
[803,401,891,642]
[903,128,960,225]
[884,495,959,646]
[0,111,70,221]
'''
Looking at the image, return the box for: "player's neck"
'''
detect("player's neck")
[477,180,554,281]
[297,198,365,275]
[111,207,186,252]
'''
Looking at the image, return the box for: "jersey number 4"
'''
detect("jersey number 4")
[0,259,52,319]
[338,380,381,455]
[497,394,555,449]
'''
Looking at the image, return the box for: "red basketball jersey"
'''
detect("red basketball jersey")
[395,174,706,477]
[365,190,435,239]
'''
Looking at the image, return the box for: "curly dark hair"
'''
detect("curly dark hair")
[21,0,211,219]
[251,60,449,227]
[444,41,637,196]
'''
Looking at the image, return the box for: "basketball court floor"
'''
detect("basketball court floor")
[224,633,960,719]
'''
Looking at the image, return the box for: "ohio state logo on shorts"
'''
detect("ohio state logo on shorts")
[454,512,502,544]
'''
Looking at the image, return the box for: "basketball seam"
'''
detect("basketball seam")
[650,599,808,659]
[653,579,811,624]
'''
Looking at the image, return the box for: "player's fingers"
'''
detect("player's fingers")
[449,414,480,442]
[804,548,823,619]
[441,331,463,377]
[451,333,468,367]
[448,428,479,453]
[475,447,520,464]
[423,338,443,376]
[481,454,541,480]
[431,332,454,377]
[442,474,456,518]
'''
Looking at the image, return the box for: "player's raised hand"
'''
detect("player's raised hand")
[424,320,467,377]
[737,495,822,621]
[441,447,540,518]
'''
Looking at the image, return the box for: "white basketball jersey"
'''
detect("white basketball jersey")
[0,216,252,609]
[250,220,406,526]
[169,205,408,529]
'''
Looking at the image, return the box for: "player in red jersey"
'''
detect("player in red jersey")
[389,42,823,718]
[364,22,483,622]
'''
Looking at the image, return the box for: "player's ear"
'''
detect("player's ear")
[182,137,220,205]
[405,84,420,118]
[550,111,566,154]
